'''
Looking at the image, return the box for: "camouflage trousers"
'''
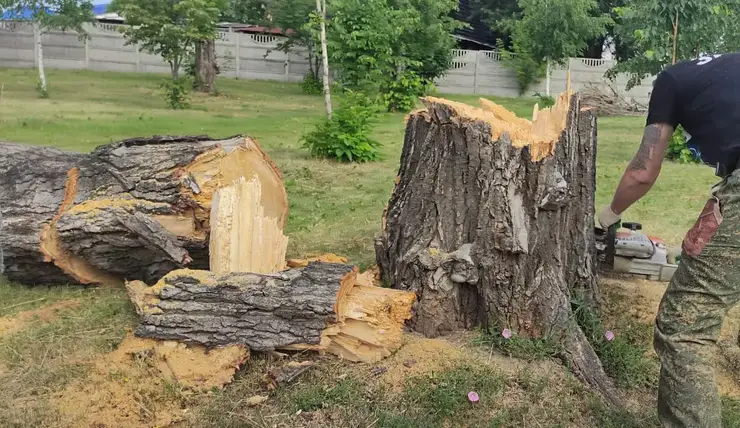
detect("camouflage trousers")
[654,171,740,427]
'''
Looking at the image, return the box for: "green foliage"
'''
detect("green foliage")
[327,0,462,92]
[220,0,266,23]
[496,39,545,95]
[109,0,223,79]
[0,0,94,33]
[607,0,740,89]
[160,77,191,109]
[473,328,560,361]
[381,71,428,112]
[301,90,382,162]
[35,79,49,98]
[513,0,611,66]
[401,365,506,419]
[572,296,658,389]
[665,127,699,164]
[300,72,323,95]
[534,93,555,108]
[289,377,363,412]
[722,396,740,428]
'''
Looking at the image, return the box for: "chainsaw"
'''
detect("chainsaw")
[595,221,679,282]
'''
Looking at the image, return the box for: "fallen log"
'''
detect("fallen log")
[126,262,416,363]
[0,135,288,286]
[375,89,620,404]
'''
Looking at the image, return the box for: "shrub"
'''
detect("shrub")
[161,77,191,110]
[665,127,700,164]
[301,72,323,95]
[301,90,382,162]
[36,81,49,98]
[534,92,555,108]
[381,71,429,112]
[496,39,546,96]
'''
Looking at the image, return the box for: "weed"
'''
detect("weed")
[301,90,382,162]
[161,77,191,109]
[36,80,49,98]
[534,92,555,108]
[572,295,658,389]
[301,72,323,95]
[289,376,363,412]
[588,397,657,427]
[473,328,560,361]
[724,396,740,428]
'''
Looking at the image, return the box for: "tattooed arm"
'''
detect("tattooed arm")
[609,122,674,214]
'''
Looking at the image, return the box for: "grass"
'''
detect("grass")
[0,67,732,426]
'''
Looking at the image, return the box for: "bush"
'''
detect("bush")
[301,90,382,162]
[665,127,700,164]
[161,77,191,110]
[301,72,323,95]
[496,39,546,96]
[534,92,555,108]
[381,71,429,112]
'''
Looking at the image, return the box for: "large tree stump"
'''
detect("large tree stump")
[126,262,417,363]
[375,91,619,403]
[0,135,287,286]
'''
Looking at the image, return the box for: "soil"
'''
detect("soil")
[52,332,249,428]
[0,299,81,336]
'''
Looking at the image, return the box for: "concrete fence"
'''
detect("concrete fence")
[0,21,654,103]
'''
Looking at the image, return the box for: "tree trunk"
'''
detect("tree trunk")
[194,40,217,93]
[34,23,47,95]
[127,262,416,363]
[317,0,332,119]
[0,135,288,286]
[375,92,619,404]
[545,59,551,96]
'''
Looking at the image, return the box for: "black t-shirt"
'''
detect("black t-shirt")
[646,52,740,166]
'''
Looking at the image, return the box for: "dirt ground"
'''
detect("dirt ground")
[3,275,740,427]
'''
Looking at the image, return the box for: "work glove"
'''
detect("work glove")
[598,205,621,230]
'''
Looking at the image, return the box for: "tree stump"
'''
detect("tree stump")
[375,91,619,403]
[0,135,287,286]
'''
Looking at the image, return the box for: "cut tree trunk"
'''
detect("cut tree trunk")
[194,40,217,94]
[0,135,288,286]
[375,89,620,404]
[127,262,416,363]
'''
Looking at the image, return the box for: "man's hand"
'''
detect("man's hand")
[598,205,621,230]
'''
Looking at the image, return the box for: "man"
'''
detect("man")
[598,52,740,427]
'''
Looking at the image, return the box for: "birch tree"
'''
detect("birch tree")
[0,0,94,97]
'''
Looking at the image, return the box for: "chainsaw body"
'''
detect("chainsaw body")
[596,221,679,282]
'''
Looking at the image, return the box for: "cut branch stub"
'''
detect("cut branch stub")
[127,262,416,363]
[0,135,288,286]
[375,91,619,404]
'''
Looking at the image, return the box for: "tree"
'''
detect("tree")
[0,0,93,96]
[512,0,610,95]
[109,0,222,82]
[607,0,740,89]
[220,0,266,23]
[315,0,331,117]
[328,0,461,96]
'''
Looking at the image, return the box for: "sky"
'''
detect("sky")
[2,0,113,19]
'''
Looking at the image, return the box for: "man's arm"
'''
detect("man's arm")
[609,122,674,214]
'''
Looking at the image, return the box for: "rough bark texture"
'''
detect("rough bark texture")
[0,135,287,286]
[128,262,416,362]
[194,40,217,94]
[375,93,618,403]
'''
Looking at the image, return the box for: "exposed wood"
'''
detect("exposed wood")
[209,177,288,275]
[0,135,288,286]
[375,91,620,404]
[127,262,416,363]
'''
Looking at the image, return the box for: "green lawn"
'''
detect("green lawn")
[0,68,727,427]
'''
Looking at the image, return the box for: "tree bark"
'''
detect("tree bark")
[127,262,416,363]
[375,92,619,404]
[194,40,217,93]
[317,0,332,119]
[34,22,47,95]
[0,135,288,286]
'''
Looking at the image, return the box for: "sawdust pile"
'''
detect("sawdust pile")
[0,299,80,336]
[53,332,248,428]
